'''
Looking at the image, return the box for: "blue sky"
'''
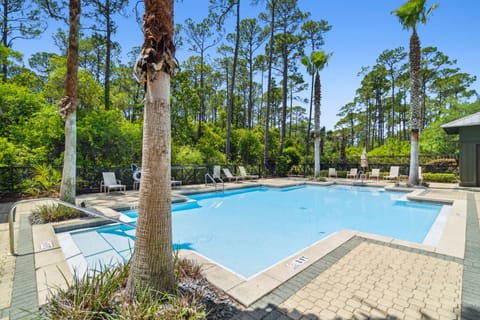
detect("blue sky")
[15,0,480,131]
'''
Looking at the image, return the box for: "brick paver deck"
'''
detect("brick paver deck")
[280,241,462,319]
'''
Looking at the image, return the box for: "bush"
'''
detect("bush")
[21,164,61,196]
[424,158,458,174]
[30,204,85,224]
[423,173,458,183]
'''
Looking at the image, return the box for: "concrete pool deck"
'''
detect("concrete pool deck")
[1,178,479,319]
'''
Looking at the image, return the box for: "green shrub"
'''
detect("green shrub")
[423,173,458,183]
[30,204,85,224]
[424,158,458,174]
[21,164,61,196]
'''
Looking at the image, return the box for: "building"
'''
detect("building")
[441,112,480,187]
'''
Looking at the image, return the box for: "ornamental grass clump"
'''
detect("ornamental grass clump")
[30,204,85,224]
[38,260,210,319]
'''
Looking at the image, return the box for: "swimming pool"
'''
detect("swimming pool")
[59,185,448,278]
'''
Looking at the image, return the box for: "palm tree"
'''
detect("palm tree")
[58,0,80,204]
[393,0,438,185]
[302,51,331,178]
[126,0,176,297]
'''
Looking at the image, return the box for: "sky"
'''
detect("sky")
[14,0,480,131]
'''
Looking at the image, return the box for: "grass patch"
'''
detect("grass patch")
[30,204,85,224]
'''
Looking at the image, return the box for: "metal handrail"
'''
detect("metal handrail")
[8,198,136,256]
[205,173,224,192]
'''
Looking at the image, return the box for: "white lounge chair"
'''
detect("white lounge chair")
[328,168,337,178]
[418,166,423,184]
[171,178,182,188]
[384,166,400,181]
[213,165,222,180]
[101,172,126,193]
[369,168,380,180]
[346,168,358,179]
[223,168,242,182]
[239,166,259,180]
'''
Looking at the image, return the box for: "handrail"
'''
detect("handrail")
[204,173,224,192]
[8,198,137,256]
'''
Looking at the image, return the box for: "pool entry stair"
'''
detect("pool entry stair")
[8,198,136,256]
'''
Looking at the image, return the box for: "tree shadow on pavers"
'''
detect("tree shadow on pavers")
[227,302,404,320]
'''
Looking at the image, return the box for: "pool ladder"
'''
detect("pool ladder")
[7,198,137,256]
[205,173,224,193]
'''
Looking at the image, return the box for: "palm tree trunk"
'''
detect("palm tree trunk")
[409,30,421,185]
[59,0,80,204]
[126,0,175,297]
[313,71,321,178]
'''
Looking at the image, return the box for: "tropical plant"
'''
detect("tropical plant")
[22,164,61,196]
[393,0,439,185]
[302,50,331,178]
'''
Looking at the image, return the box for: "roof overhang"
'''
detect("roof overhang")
[441,112,480,135]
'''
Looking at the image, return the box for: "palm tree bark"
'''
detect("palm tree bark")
[126,0,176,297]
[408,30,420,185]
[59,0,80,204]
[313,71,321,178]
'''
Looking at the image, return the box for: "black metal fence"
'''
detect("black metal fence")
[0,155,458,200]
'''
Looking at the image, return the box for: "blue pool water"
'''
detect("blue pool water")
[65,185,444,278]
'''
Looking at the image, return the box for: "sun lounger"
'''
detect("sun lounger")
[101,172,126,193]
[346,168,358,179]
[369,168,380,180]
[239,166,259,180]
[328,168,337,178]
[384,166,400,181]
[223,168,242,182]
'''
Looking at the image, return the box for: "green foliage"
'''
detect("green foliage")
[0,82,47,137]
[30,204,84,224]
[237,129,263,166]
[77,109,142,166]
[0,138,18,166]
[368,139,411,157]
[422,173,457,183]
[197,124,226,165]
[43,64,104,110]
[22,164,61,196]
[172,145,204,165]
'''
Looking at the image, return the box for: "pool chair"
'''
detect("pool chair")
[369,168,380,180]
[223,168,242,182]
[328,168,337,178]
[346,168,358,179]
[418,166,423,184]
[384,166,400,181]
[212,165,221,179]
[239,166,259,180]
[171,178,182,189]
[101,172,126,194]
